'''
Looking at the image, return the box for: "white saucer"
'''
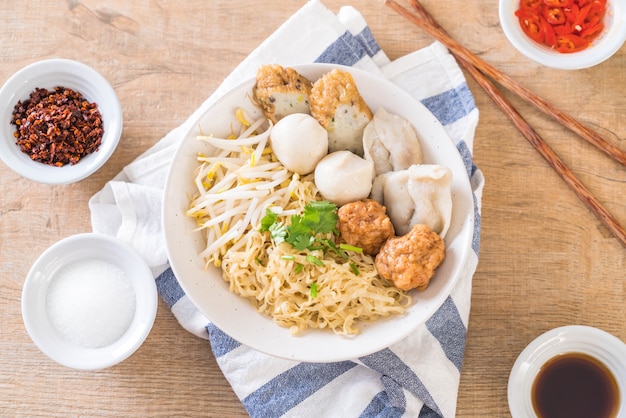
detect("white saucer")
[508,325,626,417]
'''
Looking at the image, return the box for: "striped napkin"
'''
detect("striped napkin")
[89,1,483,416]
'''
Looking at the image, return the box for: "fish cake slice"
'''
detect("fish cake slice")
[309,68,373,156]
[252,64,313,123]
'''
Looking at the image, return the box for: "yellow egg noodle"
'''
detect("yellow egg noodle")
[222,231,410,335]
[186,110,411,336]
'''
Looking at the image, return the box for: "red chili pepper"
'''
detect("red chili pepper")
[544,0,573,7]
[572,4,591,27]
[553,22,572,34]
[543,7,566,24]
[520,0,543,9]
[516,9,545,43]
[581,22,604,42]
[542,18,558,47]
[556,33,587,52]
[516,0,606,52]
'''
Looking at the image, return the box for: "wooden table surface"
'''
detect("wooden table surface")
[1,0,624,416]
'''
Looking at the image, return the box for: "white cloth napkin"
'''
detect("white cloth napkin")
[89,1,484,416]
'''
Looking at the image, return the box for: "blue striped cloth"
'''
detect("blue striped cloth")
[90,1,483,416]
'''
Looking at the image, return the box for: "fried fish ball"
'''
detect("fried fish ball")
[309,68,372,156]
[337,199,395,256]
[252,64,313,123]
[375,224,445,291]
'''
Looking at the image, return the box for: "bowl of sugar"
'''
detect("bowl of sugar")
[21,233,158,370]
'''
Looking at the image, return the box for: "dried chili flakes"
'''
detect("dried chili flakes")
[10,86,104,167]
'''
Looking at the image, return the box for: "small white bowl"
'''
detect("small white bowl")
[499,0,626,69]
[0,59,122,184]
[22,233,157,370]
[508,325,626,417]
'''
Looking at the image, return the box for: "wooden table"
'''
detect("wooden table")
[1,1,624,416]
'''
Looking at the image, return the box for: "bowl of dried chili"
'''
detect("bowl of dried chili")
[499,0,626,69]
[0,59,122,184]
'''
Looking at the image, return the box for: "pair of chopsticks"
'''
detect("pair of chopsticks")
[385,0,626,248]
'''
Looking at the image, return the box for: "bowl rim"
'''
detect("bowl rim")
[21,233,158,370]
[499,0,626,69]
[0,58,123,184]
[507,325,626,417]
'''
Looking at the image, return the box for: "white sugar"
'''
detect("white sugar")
[46,258,136,349]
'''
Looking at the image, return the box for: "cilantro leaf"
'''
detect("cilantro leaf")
[260,200,357,270]
[302,200,337,234]
[285,214,314,250]
[268,222,288,245]
[260,209,278,232]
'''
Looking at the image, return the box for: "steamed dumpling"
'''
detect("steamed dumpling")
[371,164,452,237]
[270,113,328,175]
[363,108,423,176]
[314,151,374,206]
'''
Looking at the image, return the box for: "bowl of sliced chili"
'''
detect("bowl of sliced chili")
[499,0,626,69]
[0,59,122,184]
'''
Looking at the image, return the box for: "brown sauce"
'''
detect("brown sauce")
[531,352,620,418]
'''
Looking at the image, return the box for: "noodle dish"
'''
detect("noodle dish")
[162,63,474,362]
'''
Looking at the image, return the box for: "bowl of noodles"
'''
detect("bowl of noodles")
[162,63,474,362]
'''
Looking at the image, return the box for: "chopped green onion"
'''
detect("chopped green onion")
[306,254,324,266]
[310,283,319,298]
[349,262,360,276]
[294,263,304,274]
[281,255,295,261]
[255,257,263,265]
[340,243,363,253]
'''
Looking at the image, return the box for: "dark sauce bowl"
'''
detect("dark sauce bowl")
[508,325,626,418]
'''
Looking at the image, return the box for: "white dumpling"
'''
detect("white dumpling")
[371,164,452,237]
[314,150,374,206]
[270,113,329,175]
[363,108,423,176]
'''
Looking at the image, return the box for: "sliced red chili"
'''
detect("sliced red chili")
[556,34,586,52]
[543,7,566,24]
[542,18,558,47]
[516,0,606,52]
[572,4,591,27]
[580,22,604,42]
[564,4,579,23]
[520,0,543,9]
[516,10,545,43]
[584,2,606,26]
[544,0,573,7]
[553,22,572,34]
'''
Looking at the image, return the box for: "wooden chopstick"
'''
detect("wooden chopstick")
[384,0,626,166]
[384,0,626,248]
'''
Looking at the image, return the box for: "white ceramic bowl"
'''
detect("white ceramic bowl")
[162,63,475,362]
[508,325,626,417]
[499,0,626,69]
[22,233,158,370]
[0,59,122,184]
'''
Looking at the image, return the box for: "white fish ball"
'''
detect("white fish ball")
[270,113,329,175]
[314,150,374,206]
